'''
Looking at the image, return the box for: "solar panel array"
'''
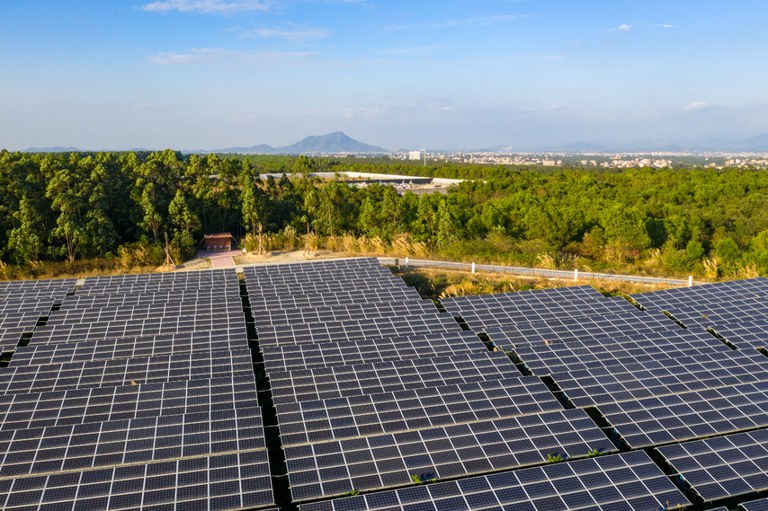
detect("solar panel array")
[0,269,274,510]
[7,259,768,510]
[439,276,768,510]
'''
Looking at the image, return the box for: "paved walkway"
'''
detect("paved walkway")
[198,250,241,269]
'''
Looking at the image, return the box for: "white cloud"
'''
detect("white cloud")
[611,23,631,32]
[246,27,330,41]
[657,23,674,29]
[682,101,711,112]
[141,0,268,14]
[149,48,316,65]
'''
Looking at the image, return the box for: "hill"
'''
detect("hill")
[198,132,388,155]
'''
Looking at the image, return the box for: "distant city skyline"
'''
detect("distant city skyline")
[2,1,767,151]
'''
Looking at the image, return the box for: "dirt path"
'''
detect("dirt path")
[199,250,241,268]
[234,249,344,266]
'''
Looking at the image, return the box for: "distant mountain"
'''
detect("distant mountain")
[518,132,768,153]
[196,132,389,155]
[212,144,274,154]
[24,146,79,153]
[282,131,388,154]
[538,142,609,153]
[742,132,768,151]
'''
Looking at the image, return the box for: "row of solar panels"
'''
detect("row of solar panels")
[0,268,275,510]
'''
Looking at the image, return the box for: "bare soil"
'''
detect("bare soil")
[233,250,349,266]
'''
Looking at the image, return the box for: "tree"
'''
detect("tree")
[168,189,200,257]
[131,150,180,241]
[45,154,89,262]
[82,162,119,257]
[240,163,271,254]
[302,187,320,254]
[600,204,651,261]
[7,196,45,265]
[436,199,457,249]
[357,197,379,237]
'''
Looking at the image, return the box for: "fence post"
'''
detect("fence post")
[574,269,579,282]
[405,257,409,271]
[471,262,476,274]
[688,275,693,287]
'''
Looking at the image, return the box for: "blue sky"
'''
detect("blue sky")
[1,0,767,151]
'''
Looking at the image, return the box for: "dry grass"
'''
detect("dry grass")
[392,267,684,301]
[0,259,163,282]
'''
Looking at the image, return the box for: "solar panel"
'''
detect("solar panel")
[0,376,258,431]
[631,278,768,329]
[0,450,273,510]
[276,376,562,446]
[0,407,265,477]
[261,330,485,373]
[14,330,249,366]
[245,264,398,281]
[80,268,239,288]
[30,314,247,344]
[657,429,768,502]
[296,450,690,511]
[709,319,768,349]
[0,277,77,293]
[285,408,615,501]
[550,349,768,406]
[247,281,407,302]
[511,331,729,376]
[742,499,768,511]
[441,285,606,315]
[269,351,520,405]
[483,312,678,350]
[58,291,242,311]
[252,299,438,328]
[249,287,422,312]
[0,299,56,315]
[257,313,461,346]
[599,380,768,448]
[0,349,254,395]
[46,300,245,325]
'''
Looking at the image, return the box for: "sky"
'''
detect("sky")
[1,0,768,151]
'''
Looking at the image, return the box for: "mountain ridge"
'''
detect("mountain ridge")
[19,131,768,154]
[194,131,389,154]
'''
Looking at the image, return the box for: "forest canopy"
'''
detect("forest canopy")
[1,149,767,279]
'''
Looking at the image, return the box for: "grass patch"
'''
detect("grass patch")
[392,267,681,301]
